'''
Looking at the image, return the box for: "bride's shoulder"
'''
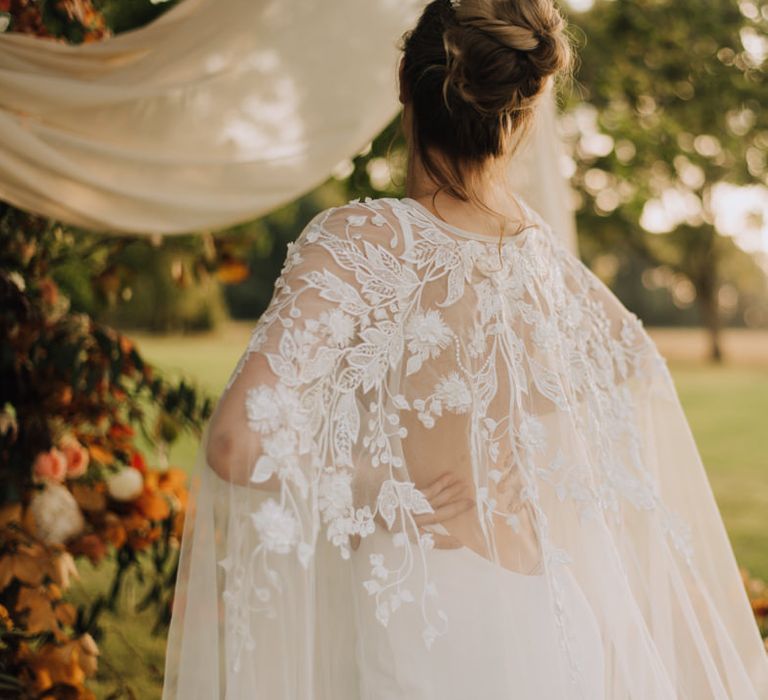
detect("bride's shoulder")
[297,197,403,245]
[313,196,399,225]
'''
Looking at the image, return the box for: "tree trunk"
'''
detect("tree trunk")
[698,288,723,364]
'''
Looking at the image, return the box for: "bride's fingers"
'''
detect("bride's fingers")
[350,474,472,552]
[414,497,475,526]
[420,471,458,500]
[428,479,471,510]
[416,528,463,549]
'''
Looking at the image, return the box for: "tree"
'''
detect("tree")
[563,0,768,361]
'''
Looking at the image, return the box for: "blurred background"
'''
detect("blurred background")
[0,0,767,697]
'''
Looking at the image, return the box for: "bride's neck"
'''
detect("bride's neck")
[404,147,523,229]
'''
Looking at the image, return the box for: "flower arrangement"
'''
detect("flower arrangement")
[742,568,768,651]
[0,207,212,697]
[0,0,108,42]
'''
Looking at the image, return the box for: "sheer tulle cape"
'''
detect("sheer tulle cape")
[162,197,768,699]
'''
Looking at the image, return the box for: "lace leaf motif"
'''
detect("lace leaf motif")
[221,197,693,666]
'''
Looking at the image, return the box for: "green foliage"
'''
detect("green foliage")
[563,0,768,358]
[98,237,228,333]
[99,0,177,35]
[223,182,351,319]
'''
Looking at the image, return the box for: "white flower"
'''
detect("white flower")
[251,499,299,554]
[563,297,583,327]
[281,240,303,274]
[375,601,390,626]
[422,624,438,649]
[405,309,452,358]
[318,470,353,521]
[305,222,322,243]
[518,415,546,453]
[29,482,85,545]
[369,553,388,580]
[405,310,453,374]
[320,308,356,347]
[106,467,144,501]
[263,428,298,461]
[533,318,559,351]
[326,515,354,554]
[245,383,302,434]
[475,250,524,296]
[434,372,472,413]
[352,505,375,537]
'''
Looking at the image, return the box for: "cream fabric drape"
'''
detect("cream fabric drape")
[0,0,577,250]
[0,0,422,234]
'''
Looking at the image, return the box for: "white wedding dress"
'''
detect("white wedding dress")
[163,195,768,699]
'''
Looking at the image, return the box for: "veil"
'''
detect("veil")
[163,86,768,700]
[162,189,768,698]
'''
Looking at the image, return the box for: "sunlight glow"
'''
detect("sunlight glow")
[564,0,595,11]
[711,183,768,256]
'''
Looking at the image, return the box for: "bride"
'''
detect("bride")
[163,0,768,697]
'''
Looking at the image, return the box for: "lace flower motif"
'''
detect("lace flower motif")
[246,383,302,434]
[434,372,472,414]
[405,309,453,375]
[251,499,299,554]
[320,308,356,347]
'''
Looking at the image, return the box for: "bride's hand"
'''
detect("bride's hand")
[350,471,475,552]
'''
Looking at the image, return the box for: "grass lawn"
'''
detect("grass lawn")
[81,323,768,697]
[651,328,768,580]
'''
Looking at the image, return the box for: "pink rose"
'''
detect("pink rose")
[59,435,90,479]
[32,448,67,483]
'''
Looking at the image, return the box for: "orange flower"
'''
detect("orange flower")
[135,491,171,522]
[122,512,161,551]
[20,634,98,692]
[143,470,159,492]
[108,423,134,442]
[32,449,67,484]
[158,468,187,495]
[102,514,127,550]
[118,336,133,355]
[58,385,74,406]
[87,444,113,466]
[216,260,250,284]
[0,604,12,631]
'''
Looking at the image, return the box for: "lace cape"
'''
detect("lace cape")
[163,196,768,699]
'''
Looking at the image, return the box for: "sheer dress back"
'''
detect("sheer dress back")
[163,196,768,699]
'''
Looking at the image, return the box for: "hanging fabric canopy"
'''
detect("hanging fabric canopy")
[0,0,577,248]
